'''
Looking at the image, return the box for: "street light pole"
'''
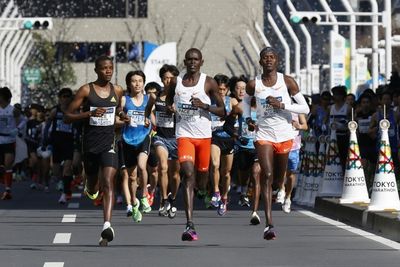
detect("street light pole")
[370,0,379,91]
[277,5,300,80]
[385,0,392,82]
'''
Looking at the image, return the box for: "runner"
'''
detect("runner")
[116,70,152,223]
[65,55,124,246]
[146,64,181,218]
[166,48,225,241]
[243,47,310,240]
[209,74,239,216]
[0,87,17,200]
[25,104,42,190]
[46,88,75,204]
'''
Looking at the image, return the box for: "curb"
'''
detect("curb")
[313,197,400,242]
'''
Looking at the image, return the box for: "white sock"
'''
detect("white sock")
[103,221,111,230]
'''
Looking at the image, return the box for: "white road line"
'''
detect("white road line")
[298,210,400,250]
[43,263,64,267]
[53,233,71,244]
[67,202,80,209]
[61,214,76,223]
[71,193,82,198]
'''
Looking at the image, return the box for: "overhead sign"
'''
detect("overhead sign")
[330,31,346,89]
[22,68,41,85]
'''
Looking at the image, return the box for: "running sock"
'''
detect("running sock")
[103,221,111,230]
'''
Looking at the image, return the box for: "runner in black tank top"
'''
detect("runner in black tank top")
[65,56,124,246]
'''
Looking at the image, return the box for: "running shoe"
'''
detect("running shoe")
[159,199,170,217]
[250,212,261,225]
[99,226,115,246]
[238,194,251,207]
[84,185,99,200]
[282,198,291,214]
[217,200,227,216]
[1,191,12,200]
[56,180,64,192]
[181,222,198,241]
[140,197,152,213]
[146,191,155,207]
[276,189,285,204]
[66,193,72,201]
[263,225,277,240]
[30,183,37,189]
[126,205,133,217]
[167,195,177,219]
[204,194,212,209]
[210,191,221,208]
[58,193,67,204]
[132,199,142,222]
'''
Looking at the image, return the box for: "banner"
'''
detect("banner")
[143,42,177,86]
[329,31,346,89]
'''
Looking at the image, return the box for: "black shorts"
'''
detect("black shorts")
[211,136,235,155]
[117,140,126,170]
[147,144,159,168]
[52,140,74,164]
[236,148,258,171]
[0,143,15,163]
[83,150,118,177]
[123,135,151,168]
[26,141,38,155]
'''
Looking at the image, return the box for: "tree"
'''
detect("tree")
[24,19,77,108]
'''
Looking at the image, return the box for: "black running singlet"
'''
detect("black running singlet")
[82,82,118,153]
[154,94,175,138]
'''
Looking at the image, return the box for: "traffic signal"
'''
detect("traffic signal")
[21,18,52,30]
[290,12,321,24]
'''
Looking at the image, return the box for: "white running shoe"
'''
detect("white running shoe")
[250,211,260,225]
[282,198,291,213]
[276,189,285,204]
[58,193,66,204]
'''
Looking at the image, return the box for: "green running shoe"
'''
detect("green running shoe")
[132,199,142,223]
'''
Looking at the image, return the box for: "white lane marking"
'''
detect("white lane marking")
[71,193,82,198]
[298,210,400,250]
[67,203,80,209]
[61,214,76,223]
[43,263,64,267]
[53,233,71,244]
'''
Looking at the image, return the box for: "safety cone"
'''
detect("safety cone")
[368,119,400,211]
[309,135,326,207]
[340,121,370,204]
[318,125,344,197]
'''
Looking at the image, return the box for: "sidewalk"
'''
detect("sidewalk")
[314,197,400,242]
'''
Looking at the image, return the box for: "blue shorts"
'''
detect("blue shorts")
[287,149,300,171]
[152,135,178,160]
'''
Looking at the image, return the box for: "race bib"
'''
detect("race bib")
[177,102,200,122]
[156,111,174,128]
[89,106,116,126]
[56,119,73,133]
[127,110,145,127]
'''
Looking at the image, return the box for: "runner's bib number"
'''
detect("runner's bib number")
[177,102,200,122]
[156,111,174,128]
[127,110,145,127]
[89,107,115,126]
[56,119,73,133]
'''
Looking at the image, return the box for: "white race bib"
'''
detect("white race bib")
[177,102,200,122]
[128,110,145,127]
[156,111,174,128]
[89,106,116,126]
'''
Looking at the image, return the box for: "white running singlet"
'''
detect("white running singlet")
[0,104,16,144]
[254,73,294,142]
[174,73,212,138]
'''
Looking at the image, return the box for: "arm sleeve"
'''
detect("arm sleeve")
[284,92,310,114]
[242,93,252,119]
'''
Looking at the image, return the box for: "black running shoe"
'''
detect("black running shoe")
[263,225,276,240]
[181,222,198,241]
[99,226,115,246]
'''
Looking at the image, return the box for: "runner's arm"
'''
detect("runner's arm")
[282,76,310,114]
[64,85,91,123]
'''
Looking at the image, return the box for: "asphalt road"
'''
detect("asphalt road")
[1,181,399,267]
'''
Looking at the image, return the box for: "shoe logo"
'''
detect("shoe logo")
[110,96,116,103]
[108,149,116,154]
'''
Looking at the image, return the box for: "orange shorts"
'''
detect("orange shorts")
[177,137,211,172]
[255,139,293,154]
